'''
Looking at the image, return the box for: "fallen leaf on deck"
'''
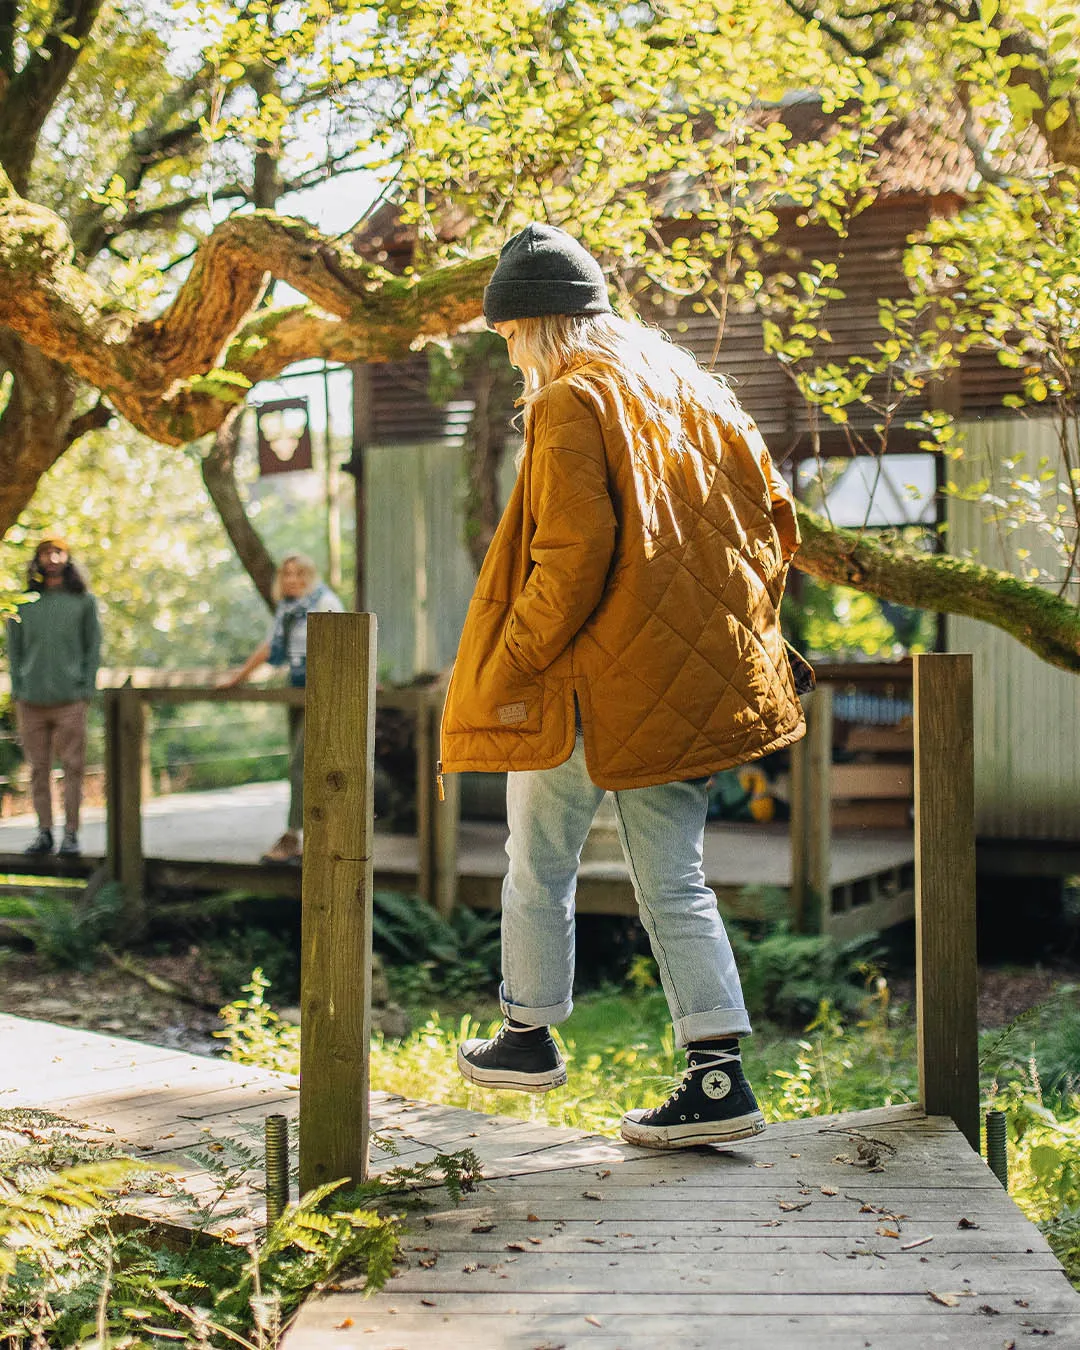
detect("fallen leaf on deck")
[584,1316,602,1327]
[778,1200,811,1212]
[506,1243,527,1252]
[928,1291,961,1307]
[957,1217,980,1230]
[876,1227,901,1239]
[334,1318,353,1330]
[978,1305,1001,1315]
[528,1237,543,1245]
[583,1237,605,1245]
[582,1191,603,1201]
[419,1257,437,1269]
[820,1186,839,1196]
[758,1219,782,1227]
[471,1222,496,1233]
[596,1169,611,1179]
[420,1298,436,1307]
[754,1162,775,1169]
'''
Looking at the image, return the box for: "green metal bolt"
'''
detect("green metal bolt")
[985,1108,1008,1189]
[265,1114,290,1226]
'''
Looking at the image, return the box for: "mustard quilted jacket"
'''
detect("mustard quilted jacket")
[440,361,806,790]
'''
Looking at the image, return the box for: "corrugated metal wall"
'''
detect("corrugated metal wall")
[365,441,476,683]
[364,440,519,684]
[947,417,1080,840]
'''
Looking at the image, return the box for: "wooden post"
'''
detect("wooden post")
[415,698,434,908]
[914,653,979,1152]
[789,686,832,933]
[807,685,833,932]
[300,612,377,1193]
[431,689,459,918]
[104,684,146,933]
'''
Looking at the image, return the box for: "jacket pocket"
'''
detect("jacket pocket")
[443,598,544,735]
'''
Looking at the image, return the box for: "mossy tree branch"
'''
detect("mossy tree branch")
[795,505,1080,674]
[2,170,1080,676]
[0,166,493,447]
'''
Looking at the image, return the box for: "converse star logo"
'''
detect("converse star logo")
[702,1069,732,1101]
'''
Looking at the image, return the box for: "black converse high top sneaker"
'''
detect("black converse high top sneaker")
[620,1042,766,1148]
[457,1021,568,1093]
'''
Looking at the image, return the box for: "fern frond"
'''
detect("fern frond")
[0,1158,152,1229]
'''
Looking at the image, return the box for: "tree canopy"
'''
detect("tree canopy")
[1,0,1079,668]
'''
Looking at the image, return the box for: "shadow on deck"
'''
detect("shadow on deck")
[2,1012,1077,1350]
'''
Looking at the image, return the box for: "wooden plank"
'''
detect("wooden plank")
[831,801,912,829]
[382,1249,1073,1294]
[299,612,377,1192]
[788,695,811,930]
[287,1310,1080,1350]
[105,685,146,933]
[843,724,913,752]
[432,692,459,919]
[830,762,914,798]
[824,885,915,942]
[914,654,980,1153]
[403,1226,1056,1254]
[807,685,833,932]
[416,698,434,908]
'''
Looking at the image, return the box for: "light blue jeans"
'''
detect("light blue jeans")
[500,736,752,1047]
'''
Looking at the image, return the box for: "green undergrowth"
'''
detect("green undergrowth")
[0,1108,481,1349]
[219,969,1080,1288]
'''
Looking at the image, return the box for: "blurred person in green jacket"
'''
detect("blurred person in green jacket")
[6,537,101,857]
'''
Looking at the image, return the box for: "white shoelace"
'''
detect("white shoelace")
[685,1048,742,1075]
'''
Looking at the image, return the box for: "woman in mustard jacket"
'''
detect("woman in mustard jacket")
[444,224,806,1149]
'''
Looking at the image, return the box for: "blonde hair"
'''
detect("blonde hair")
[508,312,736,435]
[272,552,320,603]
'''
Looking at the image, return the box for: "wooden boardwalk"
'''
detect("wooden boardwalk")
[0,782,914,936]
[2,1013,1077,1349]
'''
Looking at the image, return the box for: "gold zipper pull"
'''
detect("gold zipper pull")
[436,759,445,803]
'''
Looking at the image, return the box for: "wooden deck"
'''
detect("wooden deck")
[0,782,914,936]
[2,1012,1077,1349]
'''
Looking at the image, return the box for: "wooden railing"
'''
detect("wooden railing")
[295,618,980,1185]
[789,661,914,932]
[102,678,459,931]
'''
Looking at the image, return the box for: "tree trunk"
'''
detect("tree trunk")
[463,356,507,573]
[0,334,80,528]
[200,405,276,610]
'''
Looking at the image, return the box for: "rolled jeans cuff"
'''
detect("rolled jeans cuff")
[500,983,573,1028]
[674,1006,753,1048]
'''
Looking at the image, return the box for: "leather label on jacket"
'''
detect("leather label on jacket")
[497,701,528,725]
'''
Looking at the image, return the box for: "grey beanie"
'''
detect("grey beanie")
[483,223,612,325]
